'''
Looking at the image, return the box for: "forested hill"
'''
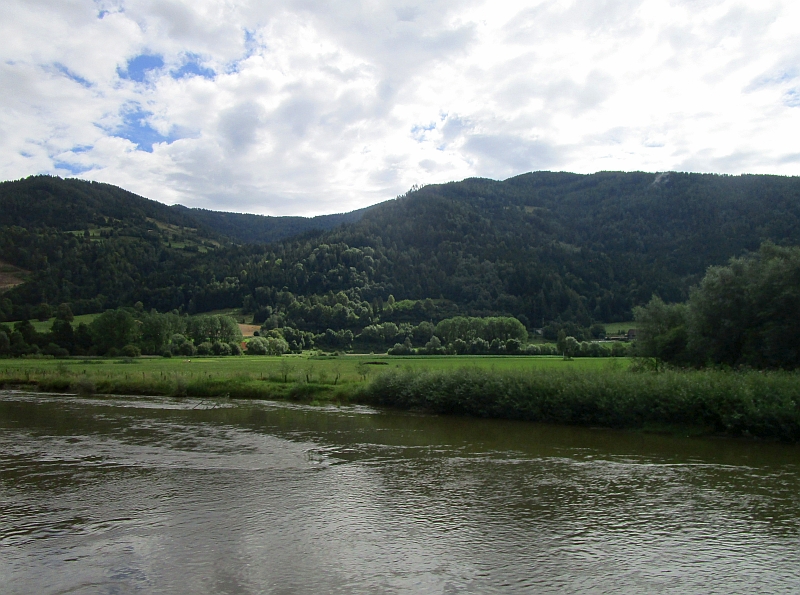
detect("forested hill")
[1,171,799,331]
[0,176,210,234]
[171,204,373,244]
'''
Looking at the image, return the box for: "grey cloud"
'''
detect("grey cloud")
[217,101,265,152]
[286,1,479,81]
[660,3,780,73]
[419,159,445,173]
[463,134,564,177]
[270,94,321,139]
[395,6,420,22]
[126,0,245,62]
[676,149,763,174]
[504,0,645,44]
[369,154,408,188]
[439,115,472,145]
[778,152,800,164]
[497,70,614,116]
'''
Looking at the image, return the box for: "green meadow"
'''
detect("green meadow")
[0,353,618,392]
[28,313,100,333]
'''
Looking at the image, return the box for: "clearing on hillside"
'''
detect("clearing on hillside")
[238,323,261,337]
[0,259,27,293]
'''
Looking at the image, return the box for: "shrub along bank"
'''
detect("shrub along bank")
[1,357,798,442]
[358,367,800,442]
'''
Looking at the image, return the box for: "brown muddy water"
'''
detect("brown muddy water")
[1,390,800,594]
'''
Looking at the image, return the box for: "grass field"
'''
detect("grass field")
[0,354,626,403]
[0,353,620,386]
[603,321,636,334]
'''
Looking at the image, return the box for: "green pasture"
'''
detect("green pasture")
[27,313,100,333]
[0,354,629,403]
[603,321,636,334]
[0,353,625,385]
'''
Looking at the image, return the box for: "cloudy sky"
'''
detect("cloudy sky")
[2,0,799,215]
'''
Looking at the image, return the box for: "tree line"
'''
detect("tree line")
[0,306,244,358]
[633,243,800,369]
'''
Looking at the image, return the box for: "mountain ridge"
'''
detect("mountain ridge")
[1,171,799,330]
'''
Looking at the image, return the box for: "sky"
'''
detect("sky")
[2,0,799,216]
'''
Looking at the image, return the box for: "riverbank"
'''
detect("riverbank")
[2,355,798,441]
[362,367,800,442]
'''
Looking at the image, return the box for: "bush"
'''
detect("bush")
[358,367,800,441]
[212,341,232,356]
[196,342,213,355]
[176,341,197,357]
[43,342,70,358]
[611,342,629,357]
[229,342,243,356]
[388,339,415,355]
[121,344,141,358]
[246,336,269,355]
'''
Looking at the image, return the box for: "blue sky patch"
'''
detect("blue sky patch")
[172,55,215,80]
[118,54,164,83]
[54,63,92,88]
[53,160,94,175]
[112,105,179,152]
[785,89,800,108]
[411,122,436,142]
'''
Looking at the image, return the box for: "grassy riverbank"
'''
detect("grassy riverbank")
[362,367,800,442]
[2,355,799,441]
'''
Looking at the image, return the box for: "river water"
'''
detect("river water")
[1,391,799,594]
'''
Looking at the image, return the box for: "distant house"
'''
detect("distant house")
[626,329,637,341]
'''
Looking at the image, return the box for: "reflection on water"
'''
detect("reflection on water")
[2,390,800,594]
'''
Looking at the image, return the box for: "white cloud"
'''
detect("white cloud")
[1,0,799,215]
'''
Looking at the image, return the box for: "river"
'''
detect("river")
[2,390,799,594]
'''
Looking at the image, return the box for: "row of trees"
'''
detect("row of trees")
[263,315,528,353]
[388,335,629,357]
[0,307,244,357]
[634,243,800,369]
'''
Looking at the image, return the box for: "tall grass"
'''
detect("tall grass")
[357,367,800,441]
[3,357,799,441]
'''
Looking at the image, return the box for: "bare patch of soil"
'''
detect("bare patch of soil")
[238,323,261,337]
[0,260,28,293]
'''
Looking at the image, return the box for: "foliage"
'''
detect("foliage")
[12,353,782,441]
[633,296,690,363]
[360,366,800,441]
[4,172,800,336]
[635,243,800,369]
[245,336,288,356]
[89,310,137,354]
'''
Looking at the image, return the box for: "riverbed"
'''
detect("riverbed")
[2,391,799,594]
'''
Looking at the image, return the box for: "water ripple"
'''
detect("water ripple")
[2,391,800,594]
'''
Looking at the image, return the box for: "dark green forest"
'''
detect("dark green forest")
[2,171,800,338]
[172,204,371,244]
